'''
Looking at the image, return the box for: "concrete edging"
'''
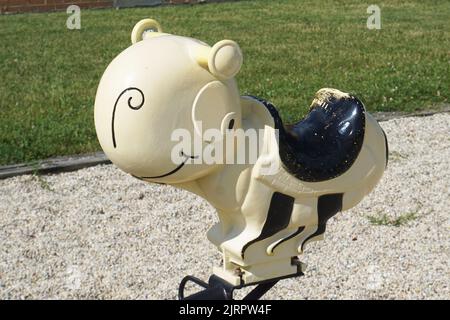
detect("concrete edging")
[1,109,449,180]
[0,152,110,180]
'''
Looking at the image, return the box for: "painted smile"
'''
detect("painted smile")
[136,151,198,179]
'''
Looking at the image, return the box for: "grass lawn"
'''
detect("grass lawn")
[0,0,449,166]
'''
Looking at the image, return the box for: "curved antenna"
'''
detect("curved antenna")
[131,19,163,44]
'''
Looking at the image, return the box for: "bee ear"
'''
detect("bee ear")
[131,19,164,44]
[192,81,239,141]
[196,40,243,80]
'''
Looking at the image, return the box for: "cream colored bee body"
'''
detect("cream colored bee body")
[94,19,388,286]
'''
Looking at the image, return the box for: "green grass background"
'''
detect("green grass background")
[0,0,449,165]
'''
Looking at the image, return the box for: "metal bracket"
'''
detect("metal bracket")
[178,267,304,300]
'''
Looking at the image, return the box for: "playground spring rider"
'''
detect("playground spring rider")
[94,19,388,299]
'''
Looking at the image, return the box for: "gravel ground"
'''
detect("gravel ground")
[0,114,449,300]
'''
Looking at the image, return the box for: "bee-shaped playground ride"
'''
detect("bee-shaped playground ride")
[94,19,388,299]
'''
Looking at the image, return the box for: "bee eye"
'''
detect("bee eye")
[228,119,235,129]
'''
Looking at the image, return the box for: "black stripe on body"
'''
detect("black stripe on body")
[269,226,305,254]
[241,192,294,258]
[300,193,343,251]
